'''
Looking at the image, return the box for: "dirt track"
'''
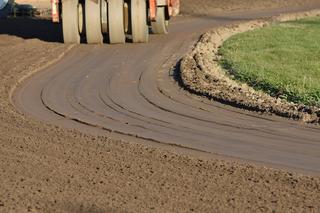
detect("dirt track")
[1,0,320,212]
[181,0,320,16]
[14,2,320,172]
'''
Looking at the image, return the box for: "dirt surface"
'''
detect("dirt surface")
[181,0,320,16]
[14,0,320,13]
[1,1,320,213]
[180,10,320,124]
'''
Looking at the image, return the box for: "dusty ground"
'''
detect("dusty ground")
[181,0,320,16]
[1,1,320,212]
[180,10,320,124]
[14,0,320,12]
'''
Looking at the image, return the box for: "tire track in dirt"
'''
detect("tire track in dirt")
[14,5,320,173]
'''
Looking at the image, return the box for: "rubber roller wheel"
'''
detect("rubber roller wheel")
[101,0,108,33]
[123,2,129,33]
[130,0,148,43]
[108,0,125,44]
[85,0,103,44]
[62,0,81,43]
[151,7,168,34]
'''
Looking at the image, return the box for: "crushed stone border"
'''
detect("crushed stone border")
[180,10,320,124]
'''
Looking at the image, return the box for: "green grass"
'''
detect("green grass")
[219,17,320,106]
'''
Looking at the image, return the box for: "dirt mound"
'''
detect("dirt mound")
[180,10,320,124]
[181,0,320,16]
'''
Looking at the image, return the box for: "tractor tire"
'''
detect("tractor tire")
[62,0,82,43]
[151,7,168,34]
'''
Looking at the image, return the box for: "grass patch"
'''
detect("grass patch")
[219,17,320,106]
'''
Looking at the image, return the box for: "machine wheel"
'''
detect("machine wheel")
[130,0,148,43]
[123,2,129,33]
[151,7,168,34]
[108,0,125,44]
[62,0,81,43]
[85,0,103,44]
[101,0,108,33]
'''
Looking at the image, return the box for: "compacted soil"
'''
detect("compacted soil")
[181,0,320,16]
[1,0,320,212]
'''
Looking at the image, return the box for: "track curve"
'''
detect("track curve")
[14,6,320,173]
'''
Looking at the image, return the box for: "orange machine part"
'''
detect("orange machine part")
[169,0,180,16]
[149,0,157,21]
[51,0,59,23]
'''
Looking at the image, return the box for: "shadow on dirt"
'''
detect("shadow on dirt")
[0,17,63,42]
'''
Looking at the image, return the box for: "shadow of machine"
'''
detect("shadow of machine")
[0,17,63,42]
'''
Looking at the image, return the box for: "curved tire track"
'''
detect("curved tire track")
[14,7,320,173]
